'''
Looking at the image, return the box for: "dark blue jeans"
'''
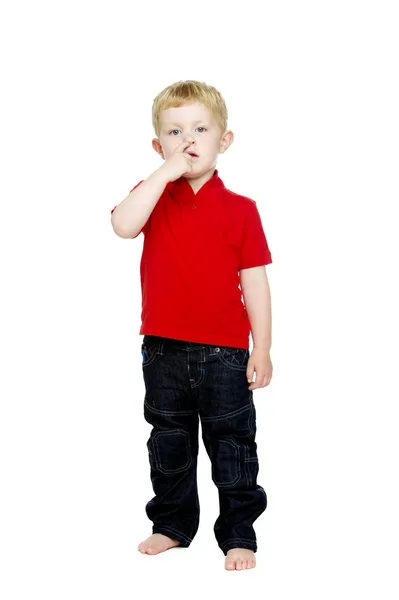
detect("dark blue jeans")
[141,334,267,555]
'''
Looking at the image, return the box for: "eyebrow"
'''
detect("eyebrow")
[164,120,207,127]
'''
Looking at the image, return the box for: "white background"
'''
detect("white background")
[1,0,398,598]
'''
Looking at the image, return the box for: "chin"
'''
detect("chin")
[186,164,212,178]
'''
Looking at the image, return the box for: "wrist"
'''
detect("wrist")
[155,164,171,185]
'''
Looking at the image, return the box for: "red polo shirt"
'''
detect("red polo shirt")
[111,169,272,349]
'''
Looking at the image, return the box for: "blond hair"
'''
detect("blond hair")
[152,80,228,138]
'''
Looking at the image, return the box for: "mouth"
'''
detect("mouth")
[187,152,199,158]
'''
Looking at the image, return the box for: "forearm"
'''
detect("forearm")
[241,269,272,351]
[111,166,169,238]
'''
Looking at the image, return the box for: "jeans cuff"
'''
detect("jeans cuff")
[220,538,258,555]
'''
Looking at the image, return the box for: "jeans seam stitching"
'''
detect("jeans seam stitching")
[144,400,196,416]
[220,538,257,550]
[201,404,251,422]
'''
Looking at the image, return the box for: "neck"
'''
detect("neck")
[184,167,217,194]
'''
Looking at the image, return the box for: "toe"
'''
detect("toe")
[225,559,236,570]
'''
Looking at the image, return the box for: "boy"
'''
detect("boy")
[111,80,273,571]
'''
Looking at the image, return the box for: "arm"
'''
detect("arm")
[111,166,169,239]
[240,265,272,351]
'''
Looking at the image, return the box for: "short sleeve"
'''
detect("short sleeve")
[239,201,272,270]
[111,180,150,237]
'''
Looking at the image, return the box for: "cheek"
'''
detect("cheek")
[162,141,177,156]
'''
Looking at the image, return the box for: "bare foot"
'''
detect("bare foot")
[138,533,180,555]
[225,548,256,570]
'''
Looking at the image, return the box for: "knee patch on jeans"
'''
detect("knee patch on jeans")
[211,438,241,487]
[149,429,192,475]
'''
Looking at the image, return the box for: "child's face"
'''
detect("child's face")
[153,102,233,177]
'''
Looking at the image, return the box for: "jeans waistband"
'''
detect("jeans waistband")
[143,335,211,350]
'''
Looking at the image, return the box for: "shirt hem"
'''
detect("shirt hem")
[139,326,250,350]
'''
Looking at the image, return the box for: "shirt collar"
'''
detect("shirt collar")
[166,168,225,202]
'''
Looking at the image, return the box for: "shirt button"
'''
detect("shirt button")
[192,205,196,210]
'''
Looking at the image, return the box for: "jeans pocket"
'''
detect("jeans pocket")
[150,429,192,475]
[215,346,249,371]
[141,342,160,368]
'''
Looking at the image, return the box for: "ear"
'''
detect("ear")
[152,138,165,159]
[219,130,234,155]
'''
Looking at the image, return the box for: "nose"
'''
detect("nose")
[183,134,195,143]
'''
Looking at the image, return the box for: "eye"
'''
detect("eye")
[168,127,207,135]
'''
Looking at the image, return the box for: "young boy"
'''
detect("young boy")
[111,80,273,571]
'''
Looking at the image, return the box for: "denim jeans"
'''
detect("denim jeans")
[141,334,267,554]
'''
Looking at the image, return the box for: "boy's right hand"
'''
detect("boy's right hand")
[159,141,196,182]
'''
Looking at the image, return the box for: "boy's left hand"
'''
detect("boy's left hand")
[247,347,273,390]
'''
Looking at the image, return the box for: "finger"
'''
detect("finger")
[251,373,265,389]
[183,154,194,168]
[177,140,195,153]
